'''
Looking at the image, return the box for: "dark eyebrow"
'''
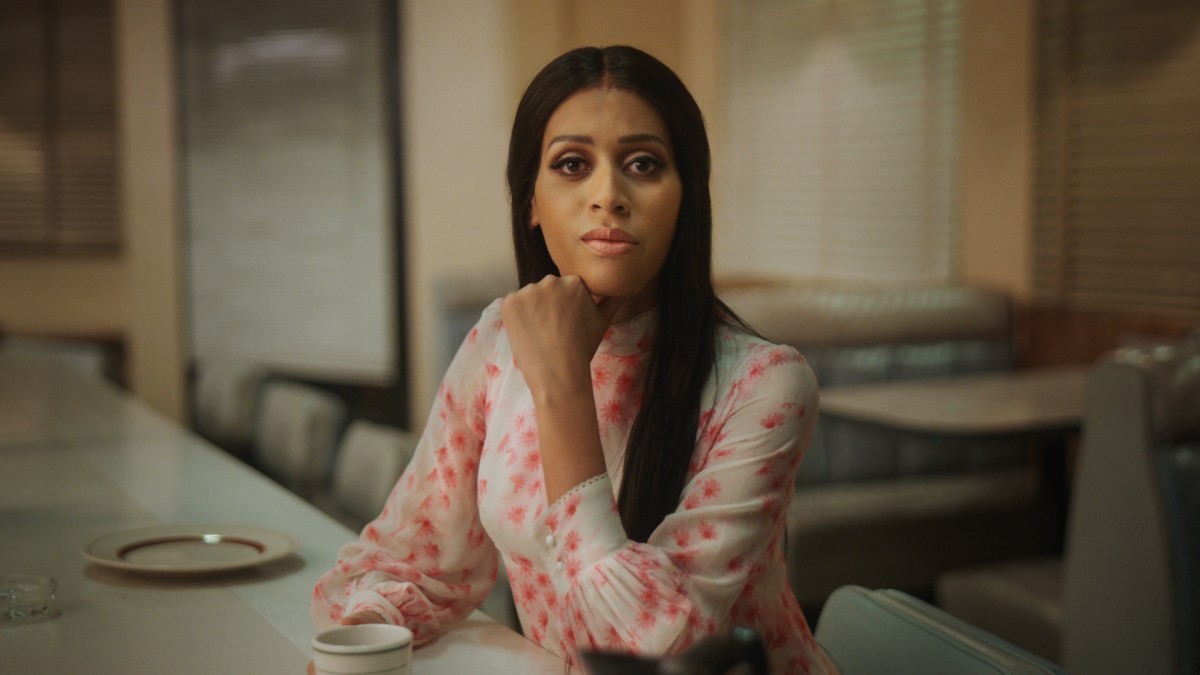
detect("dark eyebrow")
[546,133,669,148]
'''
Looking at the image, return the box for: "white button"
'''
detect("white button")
[555,560,564,570]
[544,534,555,547]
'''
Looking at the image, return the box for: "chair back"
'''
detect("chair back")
[1063,342,1200,675]
[332,420,418,523]
[815,585,1065,675]
[192,359,266,453]
[253,380,345,493]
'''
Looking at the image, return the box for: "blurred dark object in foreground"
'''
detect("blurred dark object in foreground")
[581,626,768,675]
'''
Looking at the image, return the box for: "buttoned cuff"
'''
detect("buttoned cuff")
[534,473,627,593]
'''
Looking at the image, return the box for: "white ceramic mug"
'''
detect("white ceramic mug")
[311,624,414,675]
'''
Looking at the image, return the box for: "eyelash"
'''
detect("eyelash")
[548,154,666,177]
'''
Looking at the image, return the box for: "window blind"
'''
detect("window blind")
[1033,0,1200,312]
[179,0,397,381]
[0,0,119,252]
[719,0,961,284]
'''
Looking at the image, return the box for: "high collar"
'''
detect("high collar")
[598,307,657,357]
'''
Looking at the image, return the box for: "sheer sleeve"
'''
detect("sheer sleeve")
[311,302,503,644]
[531,343,817,657]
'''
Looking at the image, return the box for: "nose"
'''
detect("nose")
[590,163,629,215]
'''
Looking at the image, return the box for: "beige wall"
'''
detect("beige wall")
[0,0,185,422]
[0,1,1032,428]
[959,0,1035,300]
[114,0,186,421]
[0,258,127,335]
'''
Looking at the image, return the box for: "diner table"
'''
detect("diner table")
[0,352,564,674]
[818,365,1091,553]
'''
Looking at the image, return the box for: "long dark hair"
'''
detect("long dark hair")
[507,46,727,543]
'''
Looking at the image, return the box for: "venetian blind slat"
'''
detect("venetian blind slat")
[720,0,960,285]
[1033,0,1200,312]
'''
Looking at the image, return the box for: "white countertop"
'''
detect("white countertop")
[0,353,563,674]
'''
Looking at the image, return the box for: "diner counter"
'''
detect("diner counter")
[0,353,563,674]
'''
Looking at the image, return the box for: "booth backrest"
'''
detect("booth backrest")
[720,284,1019,485]
[1062,342,1200,675]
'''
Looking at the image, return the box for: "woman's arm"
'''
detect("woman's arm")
[310,303,504,644]
[535,341,818,656]
[500,274,621,504]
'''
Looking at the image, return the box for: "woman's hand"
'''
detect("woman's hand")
[501,275,622,398]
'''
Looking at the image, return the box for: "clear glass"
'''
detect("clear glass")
[0,574,57,623]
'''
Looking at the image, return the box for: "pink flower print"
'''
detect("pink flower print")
[601,398,628,424]
[520,426,538,448]
[526,476,542,498]
[760,411,786,429]
[415,516,436,538]
[564,492,582,518]
[565,529,581,553]
[699,477,721,500]
[768,349,791,366]
[522,449,540,472]
[699,522,718,540]
[467,527,486,548]
[509,472,527,494]
[663,601,684,623]
[466,327,478,344]
[506,504,528,526]
[484,360,501,378]
[565,556,581,580]
[683,493,702,510]
[422,541,440,560]
[592,364,609,388]
[747,359,766,381]
[544,512,559,532]
[638,583,660,610]
[615,372,636,398]
[637,334,653,352]
[727,555,745,572]
[673,528,691,547]
[519,583,538,606]
[670,548,698,567]
[761,495,780,517]
[637,609,656,630]
[784,401,808,419]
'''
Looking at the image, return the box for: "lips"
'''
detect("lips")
[581,228,638,256]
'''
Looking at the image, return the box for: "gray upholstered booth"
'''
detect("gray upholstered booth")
[720,283,1038,608]
[937,341,1200,674]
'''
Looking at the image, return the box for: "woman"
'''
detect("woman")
[312,46,836,674]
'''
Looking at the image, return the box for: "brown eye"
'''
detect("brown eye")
[550,155,588,176]
[627,155,665,176]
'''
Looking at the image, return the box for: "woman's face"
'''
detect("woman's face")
[531,87,682,321]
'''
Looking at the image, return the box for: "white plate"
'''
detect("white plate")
[81,525,298,575]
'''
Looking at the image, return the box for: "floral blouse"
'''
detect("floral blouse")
[312,300,837,674]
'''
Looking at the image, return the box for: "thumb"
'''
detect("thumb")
[594,295,625,325]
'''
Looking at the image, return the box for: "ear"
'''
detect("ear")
[529,196,540,229]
